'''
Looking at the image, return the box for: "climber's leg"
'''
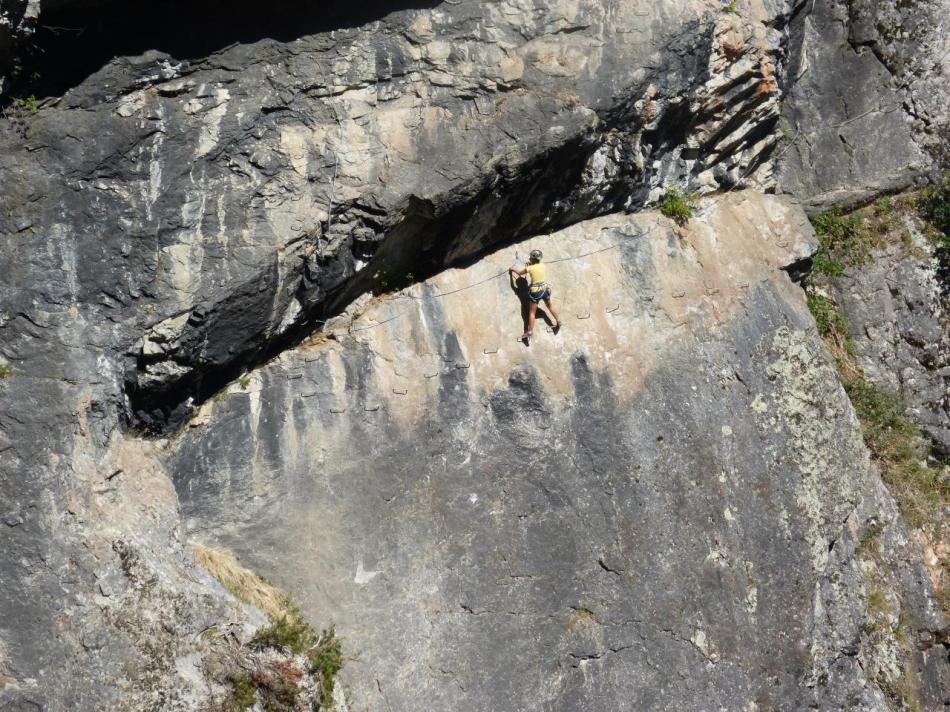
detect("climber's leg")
[524,301,537,338]
[543,293,560,328]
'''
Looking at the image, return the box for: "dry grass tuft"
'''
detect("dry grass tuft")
[193,545,286,621]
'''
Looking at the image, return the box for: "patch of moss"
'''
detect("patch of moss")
[917,171,950,236]
[0,364,12,380]
[224,673,257,711]
[567,606,598,631]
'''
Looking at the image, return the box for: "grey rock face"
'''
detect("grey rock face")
[827,229,950,454]
[778,0,950,207]
[171,195,948,710]
[0,0,947,708]
[0,0,797,434]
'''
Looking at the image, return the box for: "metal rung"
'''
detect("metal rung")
[329,407,346,414]
[455,362,471,369]
[364,405,380,412]
[483,348,499,354]
[424,371,440,379]
[392,388,407,395]
[577,312,591,320]
[606,305,620,313]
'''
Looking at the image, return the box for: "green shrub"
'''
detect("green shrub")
[806,293,847,337]
[15,95,38,114]
[196,547,348,710]
[806,288,949,532]
[224,673,257,711]
[864,587,892,635]
[844,376,949,530]
[659,187,696,225]
[917,172,950,236]
[0,364,12,380]
[855,519,885,560]
[252,600,318,654]
[252,601,343,708]
[310,627,344,708]
[873,196,895,216]
[812,251,845,276]
[918,172,950,287]
[811,198,910,275]
[812,207,871,268]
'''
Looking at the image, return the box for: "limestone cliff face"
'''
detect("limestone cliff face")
[171,192,948,709]
[777,0,950,207]
[0,0,948,709]
[827,219,949,456]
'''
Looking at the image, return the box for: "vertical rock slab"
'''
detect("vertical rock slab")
[778,0,950,206]
[169,193,949,709]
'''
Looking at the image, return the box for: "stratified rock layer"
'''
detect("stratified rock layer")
[1,0,795,433]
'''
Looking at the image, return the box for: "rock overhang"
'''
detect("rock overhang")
[167,192,850,709]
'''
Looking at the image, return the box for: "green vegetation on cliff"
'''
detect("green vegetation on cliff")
[194,545,345,710]
[805,191,949,612]
[918,171,950,283]
[810,197,907,276]
[918,172,950,237]
[659,187,696,224]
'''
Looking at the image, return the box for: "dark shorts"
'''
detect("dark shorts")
[528,285,551,303]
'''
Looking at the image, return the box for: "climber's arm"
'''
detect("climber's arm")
[509,264,527,276]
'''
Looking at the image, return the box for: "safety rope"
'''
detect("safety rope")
[348,124,809,333]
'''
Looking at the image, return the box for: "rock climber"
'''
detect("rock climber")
[509,249,561,342]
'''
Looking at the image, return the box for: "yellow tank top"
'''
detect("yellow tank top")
[526,262,546,285]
